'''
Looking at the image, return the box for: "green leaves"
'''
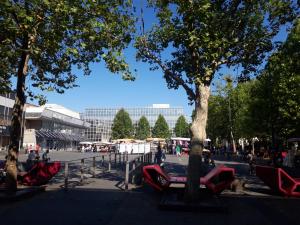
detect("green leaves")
[152,114,170,138]
[174,115,189,138]
[207,20,300,143]
[135,116,150,140]
[135,0,298,98]
[111,109,134,139]
[0,0,135,99]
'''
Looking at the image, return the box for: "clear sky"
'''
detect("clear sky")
[29,1,290,118]
[32,1,197,118]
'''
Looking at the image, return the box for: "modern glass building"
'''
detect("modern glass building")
[81,104,188,142]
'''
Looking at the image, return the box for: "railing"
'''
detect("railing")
[62,151,152,191]
[124,152,153,190]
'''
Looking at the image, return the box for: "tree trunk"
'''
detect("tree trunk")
[5,40,29,192]
[185,84,210,202]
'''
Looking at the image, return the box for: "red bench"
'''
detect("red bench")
[143,164,235,194]
[21,162,61,186]
[256,165,300,197]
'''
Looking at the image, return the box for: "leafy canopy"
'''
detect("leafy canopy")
[0,0,135,103]
[111,109,134,139]
[152,114,170,138]
[250,18,300,140]
[135,116,151,140]
[174,115,189,138]
[135,0,298,102]
[207,18,300,142]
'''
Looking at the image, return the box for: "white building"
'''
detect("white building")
[24,104,90,151]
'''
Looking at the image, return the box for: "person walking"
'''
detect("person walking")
[175,142,181,157]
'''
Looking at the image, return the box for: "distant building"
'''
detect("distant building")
[0,93,15,149]
[81,104,188,142]
[24,104,90,151]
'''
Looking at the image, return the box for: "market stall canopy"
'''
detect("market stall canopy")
[79,141,93,145]
[171,137,190,141]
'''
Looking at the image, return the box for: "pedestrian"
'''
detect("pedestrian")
[42,149,50,162]
[154,143,163,165]
[248,153,255,175]
[175,142,181,157]
[172,141,176,155]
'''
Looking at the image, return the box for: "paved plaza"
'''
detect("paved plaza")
[0,152,300,225]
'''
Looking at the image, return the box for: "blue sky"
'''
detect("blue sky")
[34,1,197,117]
[31,1,290,118]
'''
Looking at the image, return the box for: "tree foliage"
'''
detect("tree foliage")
[135,116,150,140]
[152,114,170,138]
[207,94,229,141]
[207,79,257,142]
[174,115,189,138]
[207,19,300,144]
[0,0,135,100]
[135,0,297,103]
[250,19,300,143]
[111,109,134,139]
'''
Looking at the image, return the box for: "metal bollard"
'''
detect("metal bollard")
[131,160,136,183]
[125,161,129,190]
[123,152,125,163]
[126,152,129,161]
[80,159,84,183]
[108,153,111,171]
[114,153,117,166]
[64,162,69,191]
[93,157,96,177]
[119,153,121,165]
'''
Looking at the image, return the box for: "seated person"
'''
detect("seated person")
[42,149,50,162]
[26,150,39,169]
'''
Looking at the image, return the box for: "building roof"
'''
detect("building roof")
[26,104,90,128]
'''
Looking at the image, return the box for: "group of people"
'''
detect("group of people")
[153,141,188,165]
[26,149,50,167]
[169,142,184,157]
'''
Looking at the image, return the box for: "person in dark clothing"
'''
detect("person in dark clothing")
[155,144,162,165]
[42,149,50,162]
[154,143,165,166]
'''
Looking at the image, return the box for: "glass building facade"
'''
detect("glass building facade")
[80,104,188,142]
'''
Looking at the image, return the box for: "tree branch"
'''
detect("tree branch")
[141,44,196,100]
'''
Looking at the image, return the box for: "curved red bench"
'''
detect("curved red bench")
[21,161,61,186]
[143,164,235,194]
[256,165,300,197]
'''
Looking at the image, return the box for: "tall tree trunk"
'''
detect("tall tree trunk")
[5,38,29,192]
[185,84,210,202]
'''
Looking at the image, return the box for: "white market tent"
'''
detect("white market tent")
[170,137,211,142]
[79,141,93,145]
[171,137,190,141]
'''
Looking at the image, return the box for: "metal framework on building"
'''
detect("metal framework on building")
[81,104,187,142]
